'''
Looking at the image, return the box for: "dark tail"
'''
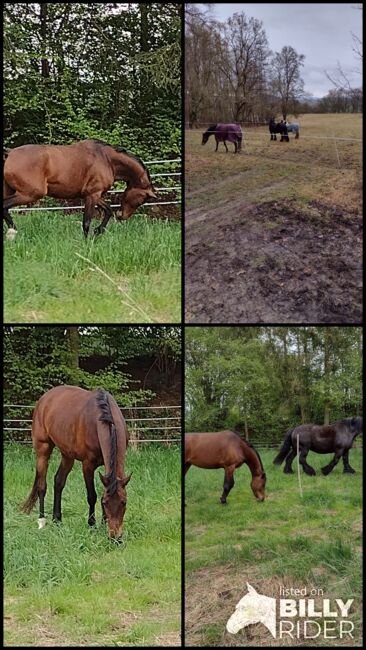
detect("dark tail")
[273,429,294,465]
[21,474,39,514]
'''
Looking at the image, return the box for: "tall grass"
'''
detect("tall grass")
[4,212,181,323]
[185,448,362,647]
[4,443,181,647]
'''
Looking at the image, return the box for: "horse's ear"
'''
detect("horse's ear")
[119,473,132,487]
[246,583,257,595]
[98,472,108,487]
[146,189,157,199]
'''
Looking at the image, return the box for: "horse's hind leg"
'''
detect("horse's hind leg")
[53,456,75,522]
[34,441,54,525]
[184,462,191,475]
[321,450,343,475]
[220,465,235,504]
[299,447,316,476]
[342,449,356,474]
[284,448,296,474]
[224,141,228,153]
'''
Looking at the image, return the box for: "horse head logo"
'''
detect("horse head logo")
[226,583,276,638]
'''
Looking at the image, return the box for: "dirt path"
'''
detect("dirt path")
[185,198,362,324]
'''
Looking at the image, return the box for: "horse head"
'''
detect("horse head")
[226,583,276,637]
[251,472,266,501]
[119,185,157,220]
[98,472,132,540]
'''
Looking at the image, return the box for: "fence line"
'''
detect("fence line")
[186,128,361,143]
[4,403,181,444]
[4,404,181,409]
[10,200,181,213]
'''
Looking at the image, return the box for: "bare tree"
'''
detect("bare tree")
[213,12,270,123]
[270,46,305,120]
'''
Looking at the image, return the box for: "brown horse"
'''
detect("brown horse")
[3,139,157,238]
[21,385,131,540]
[185,431,266,503]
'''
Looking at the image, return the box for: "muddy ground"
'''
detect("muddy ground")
[185,199,362,323]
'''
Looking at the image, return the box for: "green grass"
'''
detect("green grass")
[185,448,362,647]
[4,444,181,647]
[4,212,181,323]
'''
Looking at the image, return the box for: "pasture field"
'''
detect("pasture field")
[185,447,362,647]
[4,211,181,323]
[4,444,181,647]
[185,113,362,323]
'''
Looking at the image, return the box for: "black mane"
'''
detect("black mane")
[232,431,265,472]
[91,139,152,183]
[96,389,117,495]
[206,124,217,133]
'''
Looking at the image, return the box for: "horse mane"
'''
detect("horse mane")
[96,389,117,495]
[90,139,152,184]
[206,124,218,133]
[232,431,265,472]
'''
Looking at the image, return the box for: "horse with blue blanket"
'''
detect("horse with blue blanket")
[202,123,243,153]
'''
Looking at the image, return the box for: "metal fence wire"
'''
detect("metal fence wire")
[4,403,181,445]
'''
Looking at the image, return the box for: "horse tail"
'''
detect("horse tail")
[21,474,39,514]
[273,429,294,465]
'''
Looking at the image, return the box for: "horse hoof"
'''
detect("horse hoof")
[343,468,356,474]
[321,467,328,475]
[284,469,294,474]
[220,499,227,505]
[37,517,46,529]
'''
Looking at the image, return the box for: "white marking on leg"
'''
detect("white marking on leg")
[37,517,46,529]
[6,228,17,241]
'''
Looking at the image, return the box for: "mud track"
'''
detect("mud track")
[185,199,362,323]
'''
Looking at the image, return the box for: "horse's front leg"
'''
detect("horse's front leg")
[53,456,74,522]
[321,450,343,475]
[83,194,101,239]
[224,141,228,153]
[82,461,97,526]
[299,447,316,475]
[94,199,113,235]
[342,449,356,474]
[220,465,235,504]
[215,138,219,152]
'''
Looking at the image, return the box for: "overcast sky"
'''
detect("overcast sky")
[195,3,362,97]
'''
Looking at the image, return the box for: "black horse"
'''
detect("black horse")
[273,417,362,476]
[269,118,289,142]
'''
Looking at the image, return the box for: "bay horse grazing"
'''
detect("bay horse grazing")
[21,385,131,540]
[3,139,157,238]
[269,118,289,142]
[185,431,266,503]
[273,417,363,476]
[202,123,243,153]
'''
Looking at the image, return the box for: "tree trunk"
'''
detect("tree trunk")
[40,4,50,78]
[67,327,80,369]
